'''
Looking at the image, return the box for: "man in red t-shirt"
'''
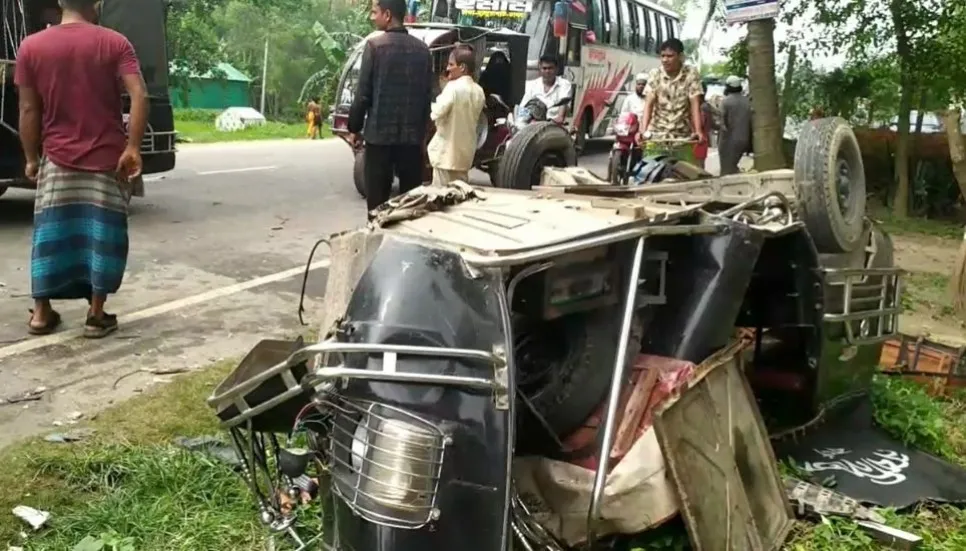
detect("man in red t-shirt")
[14,0,148,338]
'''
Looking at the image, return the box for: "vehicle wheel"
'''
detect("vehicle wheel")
[607,154,622,185]
[496,122,577,190]
[515,307,645,442]
[0,186,6,198]
[793,117,866,253]
[352,149,366,198]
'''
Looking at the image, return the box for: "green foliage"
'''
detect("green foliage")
[870,375,955,459]
[166,0,372,118]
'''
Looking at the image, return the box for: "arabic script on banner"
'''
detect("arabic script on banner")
[803,448,910,486]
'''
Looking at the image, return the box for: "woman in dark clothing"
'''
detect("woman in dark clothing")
[479,51,511,105]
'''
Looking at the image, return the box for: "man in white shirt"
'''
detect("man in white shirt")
[427,45,485,186]
[519,54,572,124]
[620,73,648,115]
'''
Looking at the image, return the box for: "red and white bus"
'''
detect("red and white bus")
[445,0,682,149]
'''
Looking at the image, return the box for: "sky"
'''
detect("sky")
[677,0,848,71]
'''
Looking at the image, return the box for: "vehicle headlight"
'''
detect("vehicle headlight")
[332,398,448,528]
[613,122,630,136]
[357,418,441,511]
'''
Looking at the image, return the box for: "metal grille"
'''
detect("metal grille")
[321,393,449,529]
[823,267,903,345]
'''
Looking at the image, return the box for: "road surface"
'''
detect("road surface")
[0,138,730,448]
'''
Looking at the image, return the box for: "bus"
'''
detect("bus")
[435,0,682,149]
[0,0,176,199]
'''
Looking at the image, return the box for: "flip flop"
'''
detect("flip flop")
[27,309,62,336]
[83,313,118,339]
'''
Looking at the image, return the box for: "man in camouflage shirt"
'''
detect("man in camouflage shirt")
[639,38,705,164]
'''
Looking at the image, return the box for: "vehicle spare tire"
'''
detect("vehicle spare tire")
[515,306,645,444]
[495,121,577,190]
[793,117,867,253]
[353,149,366,198]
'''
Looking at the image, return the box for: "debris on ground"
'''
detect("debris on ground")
[174,435,242,467]
[12,505,50,530]
[44,428,96,444]
[1,387,47,406]
[112,367,191,389]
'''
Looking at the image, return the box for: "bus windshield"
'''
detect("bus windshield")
[451,0,550,61]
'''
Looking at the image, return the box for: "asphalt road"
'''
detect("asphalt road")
[0,138,726,447]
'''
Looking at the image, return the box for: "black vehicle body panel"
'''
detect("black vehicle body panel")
[326,237,510,551]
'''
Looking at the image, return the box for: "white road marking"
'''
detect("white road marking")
[197,165,278,176]
[144,175,165,182]
[0,259,331,361]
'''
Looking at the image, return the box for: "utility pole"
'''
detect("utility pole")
[259,37,269,114]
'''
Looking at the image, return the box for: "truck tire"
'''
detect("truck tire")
[0,186,6,199]
[353,149,366,198]
[495,122,577,190]
[793,117,866,253]
[516,307,644,443]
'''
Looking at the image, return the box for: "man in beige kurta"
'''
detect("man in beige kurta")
[427,45,485,186]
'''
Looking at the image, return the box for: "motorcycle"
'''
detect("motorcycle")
[606,112,642,186]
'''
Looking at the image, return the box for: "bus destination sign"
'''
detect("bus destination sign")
[455,0,533,18]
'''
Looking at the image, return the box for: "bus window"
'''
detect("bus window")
[635,4,648,52]
[665,17,676,40]
[567,26,582,65]
[605,0,621,46]
[651,11,662,53]
[618,0,633,49]
[589,0,605,42]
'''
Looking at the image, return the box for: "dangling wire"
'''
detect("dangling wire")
[298,238,331,326]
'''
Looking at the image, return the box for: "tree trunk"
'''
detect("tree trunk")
[779,44,797,140]
[943,107,966,316]
[890,0,912,217]
[946,108,966,198]
[746,18,785,170]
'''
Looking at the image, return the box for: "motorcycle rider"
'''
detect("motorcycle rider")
[639,38,705,165]
[619,72,648,115]
[518,54,572,124]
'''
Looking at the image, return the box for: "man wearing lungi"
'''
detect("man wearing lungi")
[15,0,148,338]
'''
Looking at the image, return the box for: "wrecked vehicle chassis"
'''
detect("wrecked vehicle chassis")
[208,163,902,550]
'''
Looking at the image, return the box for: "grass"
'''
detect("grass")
[0,360,268,550]
[870,207,962,240]
[174,119,330,144]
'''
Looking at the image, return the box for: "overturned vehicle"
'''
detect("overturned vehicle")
[330,23,577,196]
[208,118,902,550]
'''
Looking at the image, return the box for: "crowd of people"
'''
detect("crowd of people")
[13,0,755,339]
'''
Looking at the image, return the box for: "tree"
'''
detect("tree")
[746,19,785,169]
[804,0,947,217]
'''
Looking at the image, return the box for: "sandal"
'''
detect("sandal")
[27,309,62,336]
[84,313,118,339]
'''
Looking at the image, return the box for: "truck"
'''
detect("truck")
[0,0,176,199]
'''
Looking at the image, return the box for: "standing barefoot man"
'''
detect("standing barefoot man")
[15,0,148,338]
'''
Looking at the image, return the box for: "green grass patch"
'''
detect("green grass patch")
[0,361,268,550]
[870,208,962,240]
[902,271,958,320]
[174,119,329,144]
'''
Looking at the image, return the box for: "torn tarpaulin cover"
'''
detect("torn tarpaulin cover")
[774,397,966,509]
